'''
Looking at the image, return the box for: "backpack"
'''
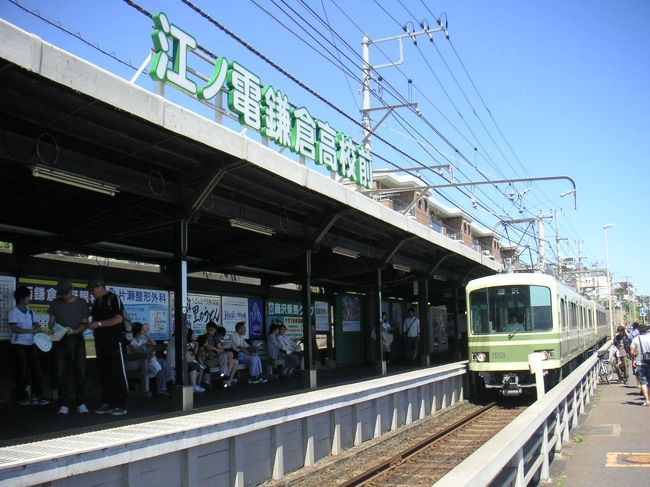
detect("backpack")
[122,306,133,342]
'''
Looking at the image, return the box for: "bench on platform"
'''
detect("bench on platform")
[208,342,285,380]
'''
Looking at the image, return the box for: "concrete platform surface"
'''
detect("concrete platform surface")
[542,377,649,487]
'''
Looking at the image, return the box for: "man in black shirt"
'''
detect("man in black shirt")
[87,278,129,416]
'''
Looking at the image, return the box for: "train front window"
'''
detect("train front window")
[469,285,552,334]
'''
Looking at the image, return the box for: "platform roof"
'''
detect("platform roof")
[0,20,499,293]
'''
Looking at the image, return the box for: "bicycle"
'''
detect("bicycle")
[597,350,614,384]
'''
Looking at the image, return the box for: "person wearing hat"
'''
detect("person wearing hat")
[8,286,49,406]
[87,278,129,416]
[47,278,90,415]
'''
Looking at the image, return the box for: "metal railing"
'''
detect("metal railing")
[436,348,601,486]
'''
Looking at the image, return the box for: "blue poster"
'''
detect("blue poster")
[248,298,265,340]
[107,285,170,340]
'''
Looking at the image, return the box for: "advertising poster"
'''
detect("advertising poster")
[186,293,221,334]
[334,294,364,365]
[0,276,16,341]
[107,285,170,340]
[341,295,361,332]
[248,297,265,340]
[314,300,330,333]
[222,295,249,337]
[267,299,303,339]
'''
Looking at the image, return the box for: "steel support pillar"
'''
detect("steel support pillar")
[374,269,387,375]
[302,250,317,389]
[172,219,192,410]
[418,278,431,366]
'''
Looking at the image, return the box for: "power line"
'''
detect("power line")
[7,0,138,71]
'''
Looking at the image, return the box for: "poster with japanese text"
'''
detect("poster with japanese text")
[187,293,221,335]
[266,299,303,339]
[222,295,249,337]
[0,275,16,340]
[314,300,330,332]
[107,285,170,340]
[341,295,361,332]
[248,297,265,341]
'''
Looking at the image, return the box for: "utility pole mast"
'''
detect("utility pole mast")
[536,213,554,271]
[554,209,567,278]
[361,20,448,152]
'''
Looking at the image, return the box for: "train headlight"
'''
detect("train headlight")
[474,352,488,362]
[536,350,555,360]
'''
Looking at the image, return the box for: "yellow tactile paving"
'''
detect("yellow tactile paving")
[606,452,650,467]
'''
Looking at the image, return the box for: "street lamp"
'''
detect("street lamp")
[603,223,615,340]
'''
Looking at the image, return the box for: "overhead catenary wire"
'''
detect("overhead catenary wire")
[118,0,556,266]
[11,0,560,267]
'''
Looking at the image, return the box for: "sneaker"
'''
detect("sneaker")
[76,404,89,414]
[95,403,114,415]
[18,399,32,406]
[259,377,268,384]
[157,390,170,396]
[110,408,128,416]
[57,405,70,415]
[193,385,205,393]
[32,397,50,406]
[249,377,260,384]
[223,380,232,389]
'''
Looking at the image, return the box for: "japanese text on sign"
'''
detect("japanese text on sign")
[148,12,373,189]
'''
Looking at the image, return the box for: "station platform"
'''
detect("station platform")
[0,358,440,447]
[542,376,650,486]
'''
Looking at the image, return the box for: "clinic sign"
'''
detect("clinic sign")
[148,12,373,189]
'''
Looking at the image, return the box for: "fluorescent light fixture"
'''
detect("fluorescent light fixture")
[332,246,359,259]
[392,263,412,273]
[32,165,119,196]
[229,218,275,236]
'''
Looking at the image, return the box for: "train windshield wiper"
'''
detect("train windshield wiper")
[507,329,519,340]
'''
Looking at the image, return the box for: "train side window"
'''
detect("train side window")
[469,289,490,334]
[560,298,566,330]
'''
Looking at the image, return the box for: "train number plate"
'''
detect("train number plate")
[492,351,506,358]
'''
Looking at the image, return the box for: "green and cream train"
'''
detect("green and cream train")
[467,273,609,397]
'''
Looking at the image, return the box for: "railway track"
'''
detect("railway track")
[339,403,525,487]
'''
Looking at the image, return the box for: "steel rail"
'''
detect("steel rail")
[339,402,497,487]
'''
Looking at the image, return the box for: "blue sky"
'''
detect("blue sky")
[2,0,649,294]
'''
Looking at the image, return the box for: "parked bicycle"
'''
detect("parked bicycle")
[597,350,614,384]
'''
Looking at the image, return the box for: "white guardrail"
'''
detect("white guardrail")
[436,348,602,487]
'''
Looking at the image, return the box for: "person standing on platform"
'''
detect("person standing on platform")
[48,279,90,414]
[612,325,630,384]
[8,286,49,406]
[402,308,420,362]
[86,278,129,416]
[627,322,641,389]
[630,331,650,406]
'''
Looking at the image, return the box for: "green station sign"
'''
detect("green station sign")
[148,12,373,189]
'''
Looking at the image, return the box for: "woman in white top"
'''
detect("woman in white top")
[8,286,49,406]
[278,323,303,374]
[128,322,173,396]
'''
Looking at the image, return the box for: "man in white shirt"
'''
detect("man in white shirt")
[402,308,420,361]
[630,331,650,407]
[230,321,267,384]
[503,312,525,333]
